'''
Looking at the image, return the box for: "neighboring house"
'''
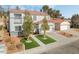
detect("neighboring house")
[8,9,50,36]
[51,18,70,31]
[35,18,70,34]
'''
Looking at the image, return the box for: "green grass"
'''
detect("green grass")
[20,38,39,49]
[36,35,56,44]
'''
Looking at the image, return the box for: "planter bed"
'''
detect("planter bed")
[20,38,39,49]
[36,35,56,44]
[58,32,73,37]
[74,29,79,32]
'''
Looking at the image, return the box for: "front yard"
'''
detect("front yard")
[20,38,40,49]
[36,35,56,44]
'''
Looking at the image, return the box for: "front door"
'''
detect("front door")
[55,23,60,30]
[15,26,22,36]
[35,24,39,34]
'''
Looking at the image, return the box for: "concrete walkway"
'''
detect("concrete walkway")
[32,35,45,46]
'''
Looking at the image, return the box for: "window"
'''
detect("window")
[14,14,22,19]
[33,15,36,20]
[15,26,22,31]
[14,14,22,24]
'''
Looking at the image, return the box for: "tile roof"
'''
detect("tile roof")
[9,9,48,16]
[48,18,64,23]
[34,18,64,24]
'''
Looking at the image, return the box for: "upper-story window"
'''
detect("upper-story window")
[33,15,36,20]
[14,14,22,24]
[14,14,22,19]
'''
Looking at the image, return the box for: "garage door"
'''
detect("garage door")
[60,25,70,30]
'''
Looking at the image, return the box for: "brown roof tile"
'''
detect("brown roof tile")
[9,9,48,16]
[48,18,64,23]
[34,18,64,24]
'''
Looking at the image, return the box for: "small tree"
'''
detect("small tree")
[41,17,49,39]
[22,13,34,42]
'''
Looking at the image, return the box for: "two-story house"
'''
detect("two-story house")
[8,9,50,36]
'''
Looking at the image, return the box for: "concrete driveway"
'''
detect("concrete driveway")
[44,29,79,54]
[44,39,79,54]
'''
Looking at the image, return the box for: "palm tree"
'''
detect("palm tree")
[42,5,49,13]
[48,8,53,17]
[41,5,62,18]
[55,10,61,18]
[51,10,62,18]
[16,6,20,10]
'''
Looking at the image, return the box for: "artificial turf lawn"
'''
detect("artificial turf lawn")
[20,38,39,49]
[36,35,56,44]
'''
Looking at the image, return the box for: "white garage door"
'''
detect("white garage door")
[60,25,70,30]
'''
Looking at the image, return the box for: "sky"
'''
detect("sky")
[54,5,79,18]
[2,5,79,18]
